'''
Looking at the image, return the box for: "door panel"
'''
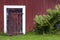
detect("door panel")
[7,8,22,35]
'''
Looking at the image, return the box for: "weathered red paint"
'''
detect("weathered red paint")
[7,8,22,35]
[0,0,60,33]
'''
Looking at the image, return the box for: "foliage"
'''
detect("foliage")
[34,15,49,34]
[34,4,60,34]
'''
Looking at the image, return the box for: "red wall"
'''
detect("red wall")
[0,0,60,33]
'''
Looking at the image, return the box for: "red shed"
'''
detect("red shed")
[0,0,60,35]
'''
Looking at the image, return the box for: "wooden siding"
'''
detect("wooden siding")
[0,0,60,33]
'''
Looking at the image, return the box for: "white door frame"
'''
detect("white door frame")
[4,5,26,34]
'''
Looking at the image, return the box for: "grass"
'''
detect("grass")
[0,32,60,40]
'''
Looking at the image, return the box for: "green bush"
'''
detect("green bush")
[34,5,60,34]
[34,15,49,34]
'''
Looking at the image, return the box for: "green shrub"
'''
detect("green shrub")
[34,4,60,34]
[34,15,49,34]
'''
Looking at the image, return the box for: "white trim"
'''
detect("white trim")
[4,5,26,34]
